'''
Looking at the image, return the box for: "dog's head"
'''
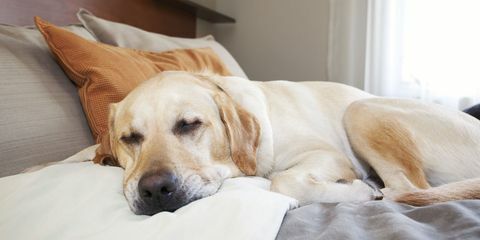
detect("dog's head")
[93,71,260,215]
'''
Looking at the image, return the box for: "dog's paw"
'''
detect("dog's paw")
[351,179,378,202]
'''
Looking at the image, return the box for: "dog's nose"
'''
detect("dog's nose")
[138,171,179,214]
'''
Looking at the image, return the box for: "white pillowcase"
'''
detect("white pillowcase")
[77,9,248,79]
[0,159,296,240]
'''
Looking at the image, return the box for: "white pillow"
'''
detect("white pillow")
[0,158,296,240]
[77,9,248,79]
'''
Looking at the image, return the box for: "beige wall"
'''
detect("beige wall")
[197,0,330,82]
[328,0,367,89]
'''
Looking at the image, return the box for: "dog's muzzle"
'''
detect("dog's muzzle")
[135,171,188,215]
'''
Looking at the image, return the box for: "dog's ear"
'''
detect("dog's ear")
[93,104,120,167]
[93,133,119,167]
[215,93,260,176]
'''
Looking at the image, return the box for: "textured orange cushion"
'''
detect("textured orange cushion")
[35,17,231,142]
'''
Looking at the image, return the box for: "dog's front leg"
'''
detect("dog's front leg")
[269,150,378,205]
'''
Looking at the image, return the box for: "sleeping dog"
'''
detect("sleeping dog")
[93,71,480,215]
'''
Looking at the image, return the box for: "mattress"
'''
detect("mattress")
[277,200,480,239]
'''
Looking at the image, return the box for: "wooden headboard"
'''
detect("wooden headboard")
[0,0,196,37]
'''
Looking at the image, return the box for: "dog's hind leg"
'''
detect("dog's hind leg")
[345,98,480,204]
[345,118,430,196]
[344,100,431,198]
[269,149,380,205]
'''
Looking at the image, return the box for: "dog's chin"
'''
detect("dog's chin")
[126,182,223,216]
[132,197,192,216]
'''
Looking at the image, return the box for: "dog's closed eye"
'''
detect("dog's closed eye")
[120,132,144,145]
[174,118,202,135]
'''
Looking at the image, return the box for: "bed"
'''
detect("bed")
[1,1,479,239]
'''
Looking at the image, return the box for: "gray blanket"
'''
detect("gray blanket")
[277,200,480,240]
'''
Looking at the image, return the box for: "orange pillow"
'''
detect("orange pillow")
[35,17,231,142]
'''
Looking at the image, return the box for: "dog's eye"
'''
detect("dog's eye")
[120,132,144,145]
[174,119,202,135]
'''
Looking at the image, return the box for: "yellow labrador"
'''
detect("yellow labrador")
[93,71,480,215]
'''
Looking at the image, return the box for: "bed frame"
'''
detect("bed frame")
[0,0,196,37]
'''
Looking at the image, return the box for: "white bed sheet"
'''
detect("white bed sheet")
[0,155,296,240]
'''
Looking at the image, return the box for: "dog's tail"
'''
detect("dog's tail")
[395,178,480,206]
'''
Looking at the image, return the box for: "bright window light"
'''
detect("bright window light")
[402,0,480,108]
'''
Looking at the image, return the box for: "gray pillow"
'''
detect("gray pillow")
[76,8,248,79]
[0,24,96,177]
